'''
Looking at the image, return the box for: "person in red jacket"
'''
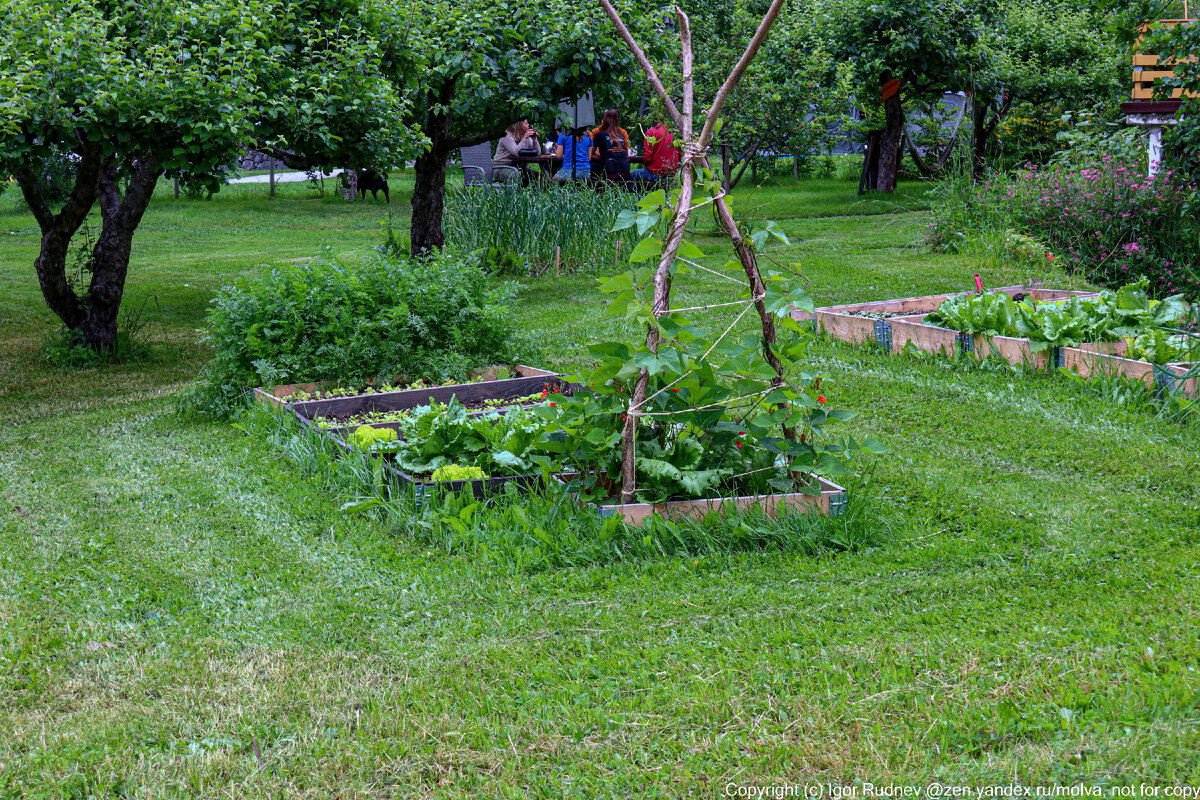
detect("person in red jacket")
[630,123,679,181]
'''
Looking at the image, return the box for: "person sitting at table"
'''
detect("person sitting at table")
[589,109,630,181]
[630,121,680,182]
[493,119,539,184]
[555,126,593,181]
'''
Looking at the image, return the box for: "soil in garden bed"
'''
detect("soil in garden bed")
[844,310,920,320]
[312,387,573,430]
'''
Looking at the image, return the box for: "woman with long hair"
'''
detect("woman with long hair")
[589,108,630,181]
[493,118,538,183]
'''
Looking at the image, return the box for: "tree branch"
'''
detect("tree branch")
[449,124,508,150]
[984,90,1014,139]
[14,165,53,232]
[596,0,683,129]
[696,0,786,146]
[679,6,694,139]
[728,138,762,189]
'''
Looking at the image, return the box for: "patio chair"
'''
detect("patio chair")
[460,143,521,186]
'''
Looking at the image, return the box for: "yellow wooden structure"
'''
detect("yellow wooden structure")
[1133,18,1198,99]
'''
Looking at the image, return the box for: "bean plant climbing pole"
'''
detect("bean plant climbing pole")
[597,0,803,502]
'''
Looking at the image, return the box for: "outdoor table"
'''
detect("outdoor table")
[516,153,645,181]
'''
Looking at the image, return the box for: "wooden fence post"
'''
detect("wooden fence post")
[720,143,731,193]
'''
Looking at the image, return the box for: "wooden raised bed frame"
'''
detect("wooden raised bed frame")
[555,474,848,526]
[793,286,1195,394]
[795,286,1099,355]
[253,364,563,415]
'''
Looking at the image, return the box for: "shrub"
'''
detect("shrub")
[926,158,1200,299]
[442,182,642,273]
[186,249,530,417]
[997,160,1200,298]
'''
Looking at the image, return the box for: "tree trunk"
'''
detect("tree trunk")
[410,85,454,257]
[32,222,87,332]
[878,73,904,194]
[410,147,448,256]
[78,153,161,350]
[17,143,104,338]
[970,90,1012,183]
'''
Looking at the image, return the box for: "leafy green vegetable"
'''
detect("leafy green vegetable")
[430,464,488,482]
[346,425,398,451]
[927,280,1191,352]
[1126,329,1200,365]
[376,398,556,478]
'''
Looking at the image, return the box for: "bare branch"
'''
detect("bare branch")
[596,0,683,129]
[678,6,694,139]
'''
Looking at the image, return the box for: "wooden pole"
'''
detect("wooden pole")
[173,177,179,199]
[599,0,788,503]
[269,159,275,198]
[554,246,561,277]
[615,240,622,264]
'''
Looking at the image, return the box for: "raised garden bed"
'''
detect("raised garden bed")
[890,313,1065,370]
[795,286,1098,352]
[253,364,562,410]
[555,473,848,526]
[796,285,1196,393]
[1162,363,1198,396]
[309,388,568,436]
[1061,348,1199,396]
[273,365,568,422]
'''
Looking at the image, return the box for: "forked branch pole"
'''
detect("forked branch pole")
[601,0,789,503]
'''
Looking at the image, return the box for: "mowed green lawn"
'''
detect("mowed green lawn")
[0,168,1198,797]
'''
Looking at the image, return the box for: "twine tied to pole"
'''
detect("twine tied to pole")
[682,140,709,164]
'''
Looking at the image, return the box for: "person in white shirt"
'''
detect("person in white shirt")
[493,119,539,184]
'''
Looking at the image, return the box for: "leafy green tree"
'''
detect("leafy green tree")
[373,0,648,255]
[822,0,1121,188]
[681,3,854,188]
[0,0,417,350]
[823,0,972,191]
[966,1,1123,180]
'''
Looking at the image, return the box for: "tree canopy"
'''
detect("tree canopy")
[371,0,651,253]
[0,0,419,349]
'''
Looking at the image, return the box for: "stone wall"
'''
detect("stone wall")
[236,150,289,172]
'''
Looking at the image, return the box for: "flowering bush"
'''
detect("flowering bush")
[990,158,1200,297]
[930,157,1195,299]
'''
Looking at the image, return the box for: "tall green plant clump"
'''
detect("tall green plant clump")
[443,182,644,273]
[187,250,529,417]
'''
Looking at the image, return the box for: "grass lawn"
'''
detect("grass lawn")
[1,169,1198,797]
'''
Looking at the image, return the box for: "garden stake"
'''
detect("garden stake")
[554,246,561,277]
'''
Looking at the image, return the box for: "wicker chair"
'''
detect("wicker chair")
[460,143,520,186]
